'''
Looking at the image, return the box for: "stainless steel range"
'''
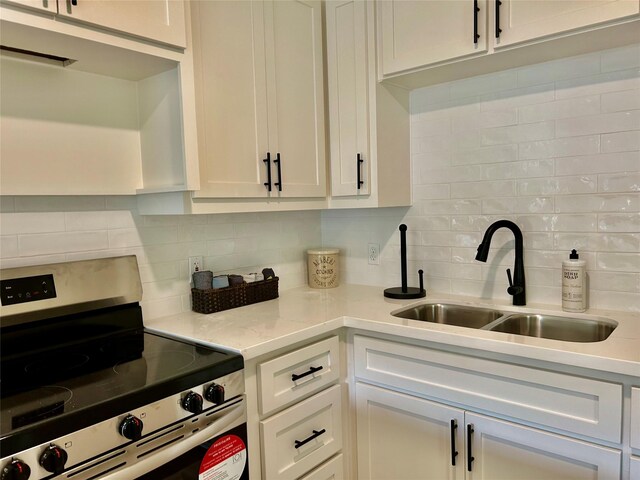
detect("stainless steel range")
[0,256,249,480]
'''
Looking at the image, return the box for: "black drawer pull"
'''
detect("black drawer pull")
[263,152,272,192]
[467,424,475,472]
[294,429,326,449]
[473,0,480,44]
[450,419,458,466]
[291,365,323,382]
[495,0,502,38]
[274,153,282,192]
[357,153,364,189]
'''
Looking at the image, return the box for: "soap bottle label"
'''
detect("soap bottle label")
[562,266,585,312]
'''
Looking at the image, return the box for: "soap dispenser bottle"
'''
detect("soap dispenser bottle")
[562,249,586,312]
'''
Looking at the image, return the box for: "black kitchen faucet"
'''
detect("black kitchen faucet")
[475,220,526,306]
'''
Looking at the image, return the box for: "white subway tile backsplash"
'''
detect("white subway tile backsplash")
[450,180,516,198]
[480,83,555,111]
[450,70,518,99]
[597,252,640,272]
[1,236,18,258]
[517,176,597,196]
[15,196,107,212]
[453,145,518,165]
[556,110,640,138]
[481,122,555,145]
[518,96,600,123]
[0,212,65,235]
[601,90,640,113]
[601,131,640,153]
[481,160,555,180]
[598,173,640,193]
[482,197,554,214]
[554,233,640,253]
[452,110,518,132]
[65,212,110,232]
[589,271,639,293]
[598,213,640,232]
[555,194,639,213]
[600,44,640,73]
[555,68,640,99]
[517,54,600,87]
[555,152,639,175]
[19,231,109,256]
[519,136,600,160]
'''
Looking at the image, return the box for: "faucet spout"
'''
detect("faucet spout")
[475,220,526,306]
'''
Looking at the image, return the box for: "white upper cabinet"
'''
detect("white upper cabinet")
[192,0,326,199]
[2,0,186,48]
[2,0,56,13]
[495,0,640,49]
[325,0,370,197]
[325,0,411,207]
[377,0,640,85]
[379,0,488,76]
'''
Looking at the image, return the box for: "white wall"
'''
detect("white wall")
[322,44,640,312]
[0,196,321,319]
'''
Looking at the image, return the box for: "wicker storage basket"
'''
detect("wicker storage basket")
[191,277,279,314]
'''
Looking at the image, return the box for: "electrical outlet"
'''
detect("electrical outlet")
[368,243,380,265]
[188,256,203,280]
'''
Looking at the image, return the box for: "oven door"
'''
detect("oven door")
[102,399,249,480]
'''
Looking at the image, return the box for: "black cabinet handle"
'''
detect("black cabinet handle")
[495,0,502,38]
[473,0,480,44]
[294,429,326,449]
[263,152,272,192]
[450,419,458,466]
[467,424,475,472]
[274,153,282,192]
[291,365,323,382]
[357,153,364,190]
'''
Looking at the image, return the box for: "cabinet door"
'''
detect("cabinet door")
[379,0,488,76]
[325,0,370,197]
[466,412,621,480]
[1,0,56,13]
[191,0,271,198]
[631,387,640,450]
[56,0,186,48]
[631,456,640,480]
[356,382,465,480]
[264,0,327,198]
[496,0,640,49]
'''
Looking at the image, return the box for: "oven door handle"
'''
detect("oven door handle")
[96,399,246,480]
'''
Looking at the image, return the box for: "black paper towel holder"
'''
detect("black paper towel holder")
[384,224,426,299]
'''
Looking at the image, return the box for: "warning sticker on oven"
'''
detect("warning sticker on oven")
[199,434,247,480]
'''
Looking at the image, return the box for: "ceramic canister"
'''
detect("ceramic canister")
[307,248,340,289]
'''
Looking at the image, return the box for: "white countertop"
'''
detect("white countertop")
[146,284,640,377]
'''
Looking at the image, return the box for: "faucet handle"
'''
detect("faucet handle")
[506,268,523,296]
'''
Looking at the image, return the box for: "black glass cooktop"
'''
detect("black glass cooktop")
[1,318,243,457]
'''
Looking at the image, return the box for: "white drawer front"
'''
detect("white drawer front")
[259,336,340,416]
[354,335,622,443]
[299,453,344,480]
[260,385,343,480]
[632,387,640,450]
[631,456,640,480]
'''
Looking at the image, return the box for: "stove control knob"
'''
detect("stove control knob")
[39,444,67,475]
[119,415,144,441]
[182,391,204,414]
[204,383,225,405]
[1,459,31,480]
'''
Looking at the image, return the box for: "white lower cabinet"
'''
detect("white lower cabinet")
[356,382,621,480]
[260,384,343,480]
[356,382,464,480]
[299,454,344,480]
[631,456,640,479]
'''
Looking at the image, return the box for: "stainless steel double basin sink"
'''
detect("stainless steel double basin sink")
[392,303,617,343]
